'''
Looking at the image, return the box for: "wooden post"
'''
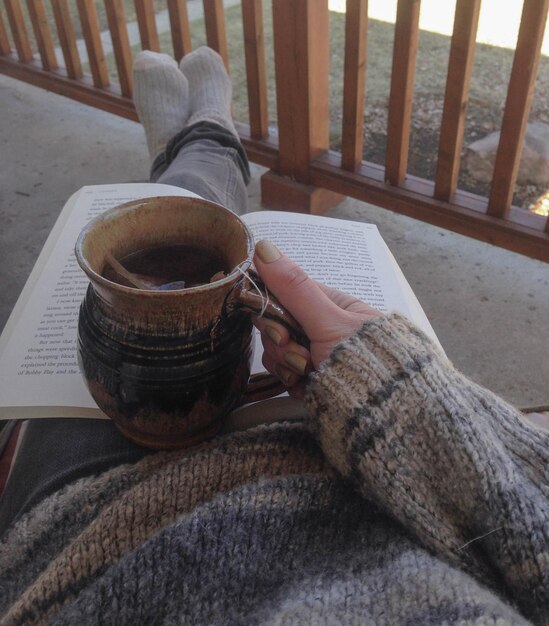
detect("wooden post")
[104,0,133,97]
[0,10,12,55]
[262,0,344,214]
[203,0,228,68]
[487,0,549,218]
[385,0,420,186]
[167,0,192,61]
[434,0,480,201]
[135,0,160,52]
[4,0,33,62]
[341,0,368,171]
[76,0,110,88]
[241,0,269,139]
[51,0,83,79]
[27,0,58,71]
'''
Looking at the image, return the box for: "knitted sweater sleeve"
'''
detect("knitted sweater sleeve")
[304,313,548,623]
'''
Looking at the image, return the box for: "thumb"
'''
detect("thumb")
[253,240,344,339]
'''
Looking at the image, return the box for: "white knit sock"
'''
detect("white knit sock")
[179,47,237,137]
[133,50,190,162]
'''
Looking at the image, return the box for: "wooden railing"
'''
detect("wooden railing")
[1,0,548,261]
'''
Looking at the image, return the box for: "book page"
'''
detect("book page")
[243,211,440,376]
[0,184,198,419]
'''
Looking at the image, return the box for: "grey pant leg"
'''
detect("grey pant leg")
[151,121,250,216]
[0,419,150,537]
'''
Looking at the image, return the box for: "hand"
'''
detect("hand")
[252,240,384,398]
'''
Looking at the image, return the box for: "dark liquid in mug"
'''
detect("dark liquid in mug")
[103,244,230,289]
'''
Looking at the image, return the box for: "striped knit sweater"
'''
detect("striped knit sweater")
[0,314,547,625]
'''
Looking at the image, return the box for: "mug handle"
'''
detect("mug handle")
[227,268,310,404]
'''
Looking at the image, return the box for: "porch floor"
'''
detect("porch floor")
[1,74,547,409]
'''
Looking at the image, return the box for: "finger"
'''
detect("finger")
[252,316,290,347]
[316,282,364,309]
[276,364,301,388]
[261,353,300,387]
[263,354,306,390]
[317,282,384,317]
[259,331,312,377]
[281,343,311,376]
[254,240,344,339]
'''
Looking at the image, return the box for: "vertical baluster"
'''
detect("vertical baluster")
[4,0,33,61]
[0,10,11,54]
[263,0,342,213]
[26,0,58,70]
[203,0,228,68]
[135,0,159,52]
[167,0,192,60]
[241,0,268,138]
[104,0,133,97]
[385,0,420,185]
[271,0,329,181]
[434,0,480,201]
[487,0,549,217]
[341,0,368,171]
[51,0,83,79]
[76,0,109,87]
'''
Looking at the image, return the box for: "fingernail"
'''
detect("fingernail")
[255,240,281,264]
[284,352,308,375]
[276,364,297,386]
[264,324,282,346]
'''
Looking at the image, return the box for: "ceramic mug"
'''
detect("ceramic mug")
[75,196,307,449]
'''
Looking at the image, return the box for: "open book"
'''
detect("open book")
[0,183,440,425]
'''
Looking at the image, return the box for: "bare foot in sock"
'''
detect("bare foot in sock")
[133,51,190,163]
[179,47,237,138]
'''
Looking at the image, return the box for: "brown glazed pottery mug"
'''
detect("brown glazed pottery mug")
[75,196,307,450]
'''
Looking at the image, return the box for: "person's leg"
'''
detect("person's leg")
[149,47,250,215]
[152,123,250,216]
[0,419,151,536]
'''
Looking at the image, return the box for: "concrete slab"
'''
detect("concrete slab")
[1,73,547,408]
